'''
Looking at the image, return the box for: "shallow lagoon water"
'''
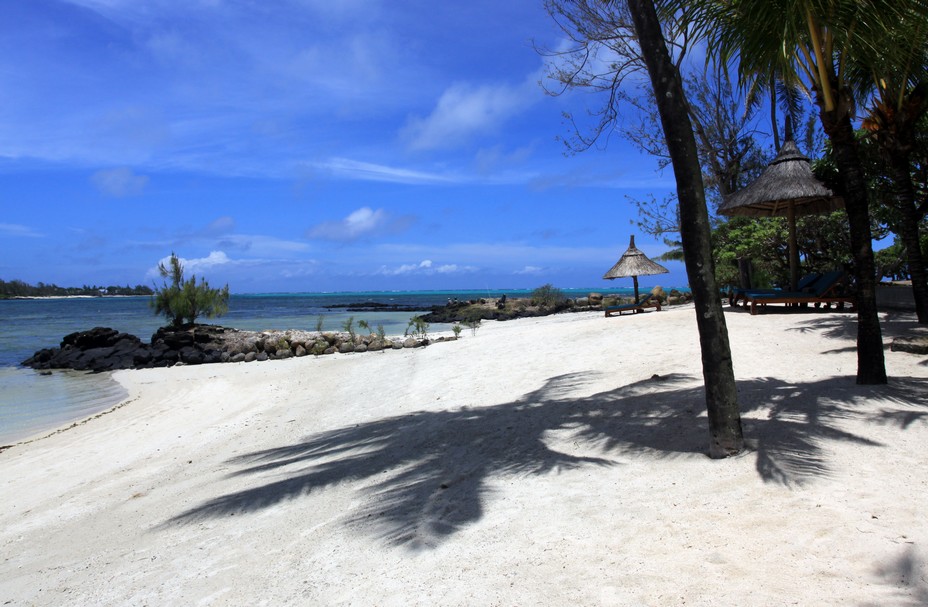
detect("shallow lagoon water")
[0,367,128,445]
[0,288,655,444]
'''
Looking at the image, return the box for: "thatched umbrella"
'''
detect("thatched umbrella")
[717,123,843,291]
[603,235,669,303]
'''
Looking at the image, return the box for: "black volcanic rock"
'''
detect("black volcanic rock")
[22,323,434,372]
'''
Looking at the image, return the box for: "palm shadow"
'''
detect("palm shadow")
[786,313,859,341]
[164,372,928,549]
[864,546,928,607]
[787,310,924,341]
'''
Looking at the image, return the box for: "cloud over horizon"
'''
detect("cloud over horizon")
[91,167,150,197]
[402,79,535,152]
[307,207,415,242]
[148,250,232,279]
[377,258,478,277]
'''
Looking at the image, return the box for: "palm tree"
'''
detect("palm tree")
[625,0,744,457]
[543,0,744,457]
[678,0,903,384]
[851,8,928,323]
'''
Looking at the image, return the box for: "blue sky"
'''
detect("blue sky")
[0,0,688,293]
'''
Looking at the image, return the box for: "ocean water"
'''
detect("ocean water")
[0,288,647,445]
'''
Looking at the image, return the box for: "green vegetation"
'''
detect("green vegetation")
[315,315,325,332]
[151,252,230,328]
[463,318,481,336]
[530,283,566,309]
[0,279,153,299]
[711,212,851,289]
[451,324,463,338]
[341,316,356,340]
[405,315,429,339]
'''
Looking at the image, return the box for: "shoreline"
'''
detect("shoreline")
[2,305,927,604]
[2,294,149,300]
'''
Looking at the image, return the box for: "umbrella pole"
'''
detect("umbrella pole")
[788,202,799,291]
[633,275,639,304]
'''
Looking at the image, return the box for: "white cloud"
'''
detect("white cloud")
[402,81,531,151]
[516,265,545,275]
[184,250,230,272]
[0,223,44,238]
[91,167,150,197]
[278,261,322,279]
[203,216,235,236]
[313,158,459,185]
[308,207,385,241]
[376,259,477,276]
[148,250,231,278]
[307,207,414,242]
[216,234,310,255]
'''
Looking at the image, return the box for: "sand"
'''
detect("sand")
[2,304,927,606]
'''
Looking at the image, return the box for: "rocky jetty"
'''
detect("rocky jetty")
[22,324,439,373]
[322,301,429,312]
[420,289,692,324]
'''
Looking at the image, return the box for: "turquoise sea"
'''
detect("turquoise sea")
[0,288,651,445]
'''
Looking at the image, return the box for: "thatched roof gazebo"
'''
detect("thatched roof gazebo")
[603,235,669,303]
[717,124,843,291]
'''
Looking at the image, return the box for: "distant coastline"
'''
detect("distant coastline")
[4,294,147,300]
[3,286,691,301]
[0,279,153,300]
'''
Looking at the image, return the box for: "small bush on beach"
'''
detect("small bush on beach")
[452,324,463,338]
[342,316,356,340]
[151,252,229,328]
[463,318,481,336]
[405,315,429,339]
[315,315,325,332]
[531,283,566,309]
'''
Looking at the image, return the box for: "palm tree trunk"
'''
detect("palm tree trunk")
[770,76,780,152]
[818,107,887,384]
[887,153,928,323]
[626,0,743,457]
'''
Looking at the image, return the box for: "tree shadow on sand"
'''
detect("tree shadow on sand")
[783,310,925,354]
[865,546,928,607]
[164,372,928,548]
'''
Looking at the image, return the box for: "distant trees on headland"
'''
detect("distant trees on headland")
[0,279,154,299]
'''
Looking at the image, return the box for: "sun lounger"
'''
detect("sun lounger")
[604,298,661,317]
[729,273,820,307]
[742,270,856,315]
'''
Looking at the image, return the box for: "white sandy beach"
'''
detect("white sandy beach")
[2,304,927,606]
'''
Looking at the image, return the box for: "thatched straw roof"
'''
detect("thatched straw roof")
[603,236,669,279]
[717,139,844,218]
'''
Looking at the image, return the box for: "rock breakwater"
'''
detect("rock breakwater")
[22,324,440,373]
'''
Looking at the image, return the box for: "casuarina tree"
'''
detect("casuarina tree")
[152,252,230,328]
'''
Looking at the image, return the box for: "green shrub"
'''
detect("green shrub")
[151,252,229,328]
[531,283,566,309]
[405,315,429,339]
[452,324,463,338]
[315,315,325,332]
[341,316,356,339]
